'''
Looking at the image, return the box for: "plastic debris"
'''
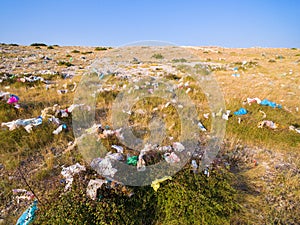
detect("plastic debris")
[172,142,185,152]
[191,160,198,173]
[111,145,123,153]
[164,152,180,164]
[52,124,67,135]
[234,108,248,116]
[238,118,241,124]
[67,103,85,113]
[204,166,210,177]
[137,155,146,171]
[222,110,231,120]
[107,152,125,161]
[127,156,138,166]
[90,158,117,178]
[12,189,35,204]
[61,163,86,191]
[86,179,107,200]
[258,120,278,129]
[0,91,10,100]
[259,110,267,119]
[16,200,38,225]
[232,73,240,77]
[7,94,19,104]
[289,125,300,134]
[246,97,261,105]
[48,116,60,126]
[203,113,209,119]
[197,121,207,132]
[260,99,282,109]
[151,176,172,191]
[232,67,240,77]
[1,116,42,133]
[57,89,68,94]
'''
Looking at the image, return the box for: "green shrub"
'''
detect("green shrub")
[58,61,73,67]
[82,51,93,55]
[71,50,80,53]
[30,43,47,47]
[34,167,239,225]
[95,47,108,51]
[47,46,54,49]
[152,53,164,59]
[172,58,187,63]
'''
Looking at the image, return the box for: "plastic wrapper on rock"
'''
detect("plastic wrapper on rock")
[86,179,107,200]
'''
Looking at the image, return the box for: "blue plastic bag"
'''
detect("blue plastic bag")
[260,99,282,109]
[234,108,248,115]
[16,200,38,225]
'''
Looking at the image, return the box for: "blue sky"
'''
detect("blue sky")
[0,0,299,47]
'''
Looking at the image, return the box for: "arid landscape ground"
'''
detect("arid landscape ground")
[0,43,299,224]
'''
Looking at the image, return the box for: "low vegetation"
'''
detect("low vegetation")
[0,45,299,224]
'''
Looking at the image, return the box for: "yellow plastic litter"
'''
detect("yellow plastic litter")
[151,176,172,191]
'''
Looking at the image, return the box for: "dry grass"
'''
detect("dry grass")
[0,44,300,224]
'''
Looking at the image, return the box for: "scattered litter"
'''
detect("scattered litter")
[137,154,146,171]
[16,200,38,225]
[151,176,172,191]
[259,110,267,119]
[106,152,125,161]
[48,116,60,126]
[52,124,67,135]
[289,125,300,134]
[232,67,240,77]
[7,94,19,104]
[260,99,282,109]
[164,152,180,164]
[197,121,207,132]
[127,156,138,166]
[0,91,10,100]
[258,120,278,129]
[90,158,117,178]
[203,113,209,119]
[86,179,107,200]
[172,142,185,152]
[203,166,210,177]
[71,82,77,92]
[61,163,86,191]
[234,108,247,116]
[245,97,261,105]
[111,145,123,153]
[191,160,198,173]
[57,89,68,94]
[1,116,42,133]
[232,73,240,77]
[222,110,231,120]
[12,189,34,204]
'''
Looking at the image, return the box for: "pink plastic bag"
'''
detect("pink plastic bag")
[7,96,19,104]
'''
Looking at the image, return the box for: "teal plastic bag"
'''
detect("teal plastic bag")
[127,156,138,166]
[16,200,38,225]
